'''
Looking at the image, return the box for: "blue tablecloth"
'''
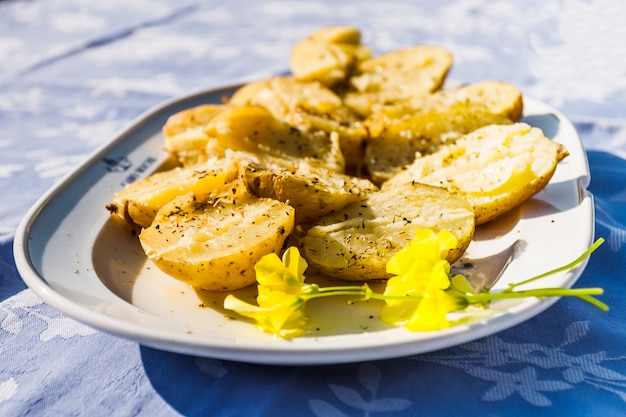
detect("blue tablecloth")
[3,1,626,415]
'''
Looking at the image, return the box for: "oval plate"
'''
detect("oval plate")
[14,85,594,365]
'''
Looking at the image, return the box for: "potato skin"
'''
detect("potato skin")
[295,182,475,280]
[139,191,295,291]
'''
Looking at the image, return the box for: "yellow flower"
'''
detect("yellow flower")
[382,289,460,331]
[381,229,462,330]
[223,231,607,338]
[223,295,307,338]
[255,246,309,303]
[223,247,312,338]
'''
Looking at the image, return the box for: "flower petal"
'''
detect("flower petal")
[224,294,307,338]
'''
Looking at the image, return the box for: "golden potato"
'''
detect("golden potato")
[368,80,524,121]
[342,45,453,116]
[289,26,371,87]
[229,76,368,171]
[139,187,295,291]
[384,123,569,225]
[364,81,524,183]
[295,182,475,280]
[203,105,345,173]
[106,157,240,228]
[162,104,231,166]
[365,108,514,184]
[242,163,377,223]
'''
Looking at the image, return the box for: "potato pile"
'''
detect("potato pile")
[107,26,568,291]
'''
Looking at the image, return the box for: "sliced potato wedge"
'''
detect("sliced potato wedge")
[106,157,240,228]
[365,108,514,184]
[203,105,345,173]
[230,76,368,171]
[162,104,231,166]
[289,25,371,87]
[364,81,524,183]
[342,45,453,117]
[139,188,295,291]
[370,80,523,121]
[295,182,475,280]
[242,163,377,223]
[384,123,569,225]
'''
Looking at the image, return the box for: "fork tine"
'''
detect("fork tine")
[452,240,519,292]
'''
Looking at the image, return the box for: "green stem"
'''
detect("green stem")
[304,285,429,306]
[304,282,608,312]
[303,288,368,302]
[466,287,608,311]
[315,285,368,293]
[275,237,607,314]
[506,238,604,291]
[576,294,611,311]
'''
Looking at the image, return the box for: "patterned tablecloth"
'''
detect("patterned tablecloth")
[3,1,626,415]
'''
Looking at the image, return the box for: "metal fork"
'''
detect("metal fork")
[452,240,520,293]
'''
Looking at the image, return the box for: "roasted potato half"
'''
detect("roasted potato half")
[289,25,371,87]
[162,104,231,166]
[342,45,453,117]
[384,123,569,225]
[242,163,377,223]
[295,182,475,280]
[365,108,514,184]
[369,80,524,121]
[106,157,240,228]
[203,105,345,173]
[230,76,368,171]
[364,81,524,183]
[139,187,295,291]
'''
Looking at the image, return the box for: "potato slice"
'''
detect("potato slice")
[230,76,368,171]
[365,109,514,184]
[289,26,371,87]
[162,104,231,166]
[204,105,345,173]
[384,123,569,225]
[230,77,360,130]
[295,182,475,280]
[106,157,240,228]
[242,163,378,223]
[139,188,295,291]
[343,45,453,116]
[364,81,524,183]
[369,80,523,121]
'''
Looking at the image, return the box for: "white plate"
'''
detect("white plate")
[14,85,594,365]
